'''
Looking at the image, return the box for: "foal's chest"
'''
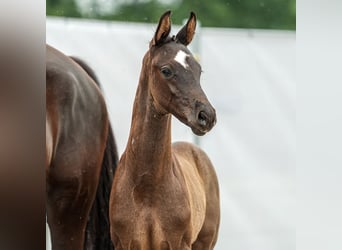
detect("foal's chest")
[111,177,194,248]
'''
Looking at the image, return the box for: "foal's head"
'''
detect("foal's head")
[144,11,216,136]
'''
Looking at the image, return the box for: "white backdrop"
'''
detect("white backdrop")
[46,17,295,250]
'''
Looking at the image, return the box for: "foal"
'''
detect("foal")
[110,11,220,249]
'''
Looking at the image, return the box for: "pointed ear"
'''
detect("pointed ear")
[152,10,172,46]
[176,12,197,46]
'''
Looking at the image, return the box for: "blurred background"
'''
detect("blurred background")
[47,0,295,30]
[46,1,295,249]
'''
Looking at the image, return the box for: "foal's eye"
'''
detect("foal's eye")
[160,66,173,79]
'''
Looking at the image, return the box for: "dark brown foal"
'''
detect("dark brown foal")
[109,11,220,250]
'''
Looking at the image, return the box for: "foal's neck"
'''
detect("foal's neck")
[124,63,172,182]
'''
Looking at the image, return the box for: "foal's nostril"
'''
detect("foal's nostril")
[198,111,208,127]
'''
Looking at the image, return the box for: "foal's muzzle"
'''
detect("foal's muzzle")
[191,103,217,136]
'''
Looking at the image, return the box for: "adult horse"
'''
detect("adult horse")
[46,45,118,250]
[110,11,220,249]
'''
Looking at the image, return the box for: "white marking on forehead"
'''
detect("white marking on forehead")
[174,50,189,69]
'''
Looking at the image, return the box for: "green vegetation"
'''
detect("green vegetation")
[47,0,81,17]
[46,0,296,30]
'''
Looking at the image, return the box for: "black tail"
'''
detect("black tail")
[71,56,118,250]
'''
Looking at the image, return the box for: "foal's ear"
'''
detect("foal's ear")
[152,10,172,46]
[176,12,197,46]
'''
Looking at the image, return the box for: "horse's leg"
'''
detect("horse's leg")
[47,151,103,250]
[47,172,99,250]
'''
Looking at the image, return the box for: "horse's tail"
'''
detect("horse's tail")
[84,122,117,250]
[71,56,118,250]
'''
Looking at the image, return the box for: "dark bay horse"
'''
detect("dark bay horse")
[46,45,118,250]
[110,11,220,249]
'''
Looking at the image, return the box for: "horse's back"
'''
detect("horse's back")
[172,141,219,194]
[46,45,104,113]
[172,141,220,246]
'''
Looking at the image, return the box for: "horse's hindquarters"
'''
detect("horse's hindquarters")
[46,45,110,250]
[172,141,220,249]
